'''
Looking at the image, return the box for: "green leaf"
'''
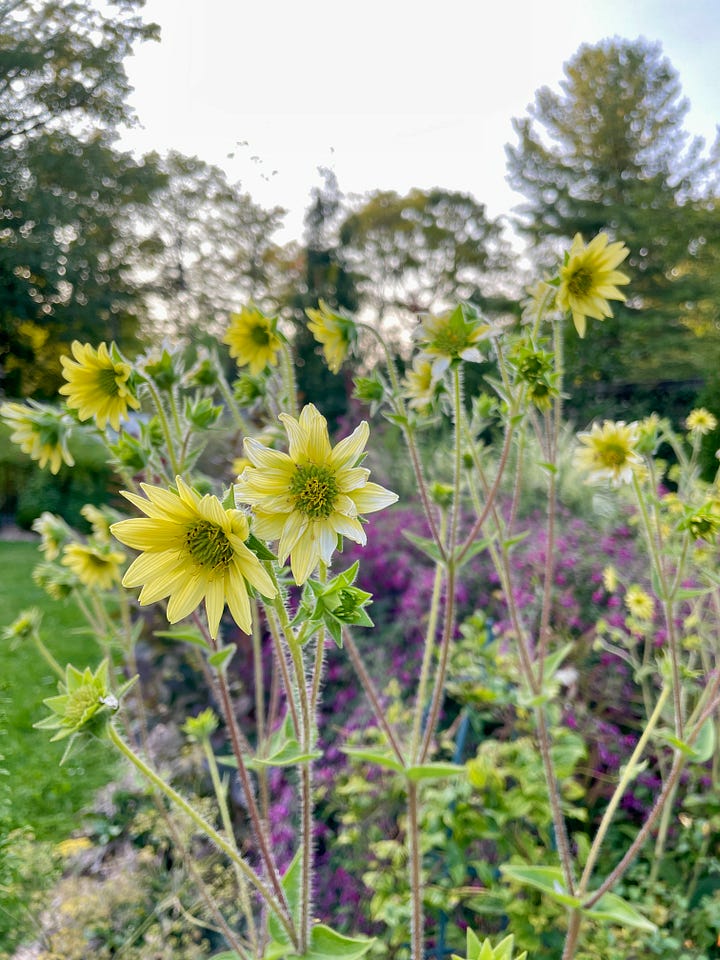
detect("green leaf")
[584,891,657,932]
[500,864,580,908]
[208,644,236,672]
[246,740,322,769]
[341,745,404,773]
[154,627,210,649]
[405,762,466,782]
[454,537,492,566]
[268,850,302,946]
[503,530,530,550]
[689,717,716,763]
[290,924,375,960]
[542,642,575,682]
[403,530,445,564]
[211,953,242,960]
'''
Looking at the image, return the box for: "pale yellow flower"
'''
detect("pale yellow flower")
[0,400,74,474]
[625,585,655,622]
[306,299,356,374]
[686,408,717,436]
[602,565,618,593]
[403,356,439,411]
[234,404,398,584]
[223,304,282,376]
[575,420,642,486]
[556,233,630,338]
[111,477,276,638]
[61,542,126,591]
[59,341,140,431]
[416,304,492,377]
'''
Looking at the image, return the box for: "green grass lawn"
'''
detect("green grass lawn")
[0,539,118,840]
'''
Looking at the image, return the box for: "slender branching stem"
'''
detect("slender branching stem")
[107,724,298,946]
[407,780,424,960]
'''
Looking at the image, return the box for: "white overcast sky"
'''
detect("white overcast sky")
[119,0,720,243]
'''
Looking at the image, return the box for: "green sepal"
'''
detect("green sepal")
[208,644,236,672]
[247,533,278,563]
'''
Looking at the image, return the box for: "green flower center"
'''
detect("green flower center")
[289,464,339,520]
[567,267,594,298]
[186,521,234,571]
[64,684,101,728]
[250,324,272,347]
[97,365,123,397]
[598,442,630,467]
[432,328,468,357]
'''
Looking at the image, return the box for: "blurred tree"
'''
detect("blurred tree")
[137,151,287,340]
[279,169,359,426]
[0,0,161,397]
[0,0,157,144]
[506,37,720,424]
[339,187,514,340]
[1,131,164,397]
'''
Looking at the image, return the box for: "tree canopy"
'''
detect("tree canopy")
[506,37,720,423]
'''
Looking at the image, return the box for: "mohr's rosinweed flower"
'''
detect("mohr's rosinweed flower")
[2,607,42,647]
[223,304,282,377]
[624,585,655,622]
[234,404,398,584]
[59,341,141,431]
[32,511,74,560]
[556,232,630,338]
[61,542,126,591]
[0,400,74,474]
[686,408,717,436]
[575,420,642,485]
[183,707,219,742]
[35,660,134,763]
[306,299,356,374]
[403,356,440,412]
[416,303,491,377]
[110,477,276,638]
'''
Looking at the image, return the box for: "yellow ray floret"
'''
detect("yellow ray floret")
[575,420,642,486]
[111,477,276,638]
[556,233,630,338]
[234,404,398,584]
[59,341,140,431]
[223,304,282,376]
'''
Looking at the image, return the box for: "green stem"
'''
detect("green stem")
[270,583,314,951]
[216,364,251,434]
[32,632,64,679]
[407,780,424,960]
[213,666,294,929]
[202,738,259,952]
[578,685,670,896]
[410,556,445,762]
[419,561,456,762]
[280,342,299,418]
[146,380,181,477]
[107,724,297,945]
[358,320,445,555]
[342,627,406,766]
[632,474,684,738]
